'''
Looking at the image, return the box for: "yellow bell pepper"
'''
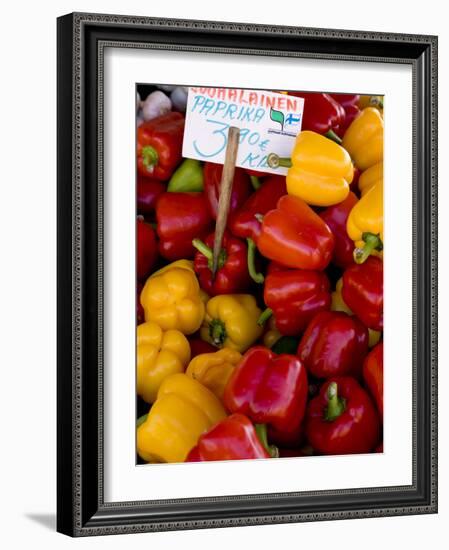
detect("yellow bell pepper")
[347,179,383,264]
[273,131,353,207]
[358,95,384,113]
[149,259,194,278]
[140,267,205,335]
[186,348,242,399]
[342,108,384,171]
[137,321,191,404]
[200,294,263,353]
[358,162,383,196]
[137,373,226,463]
[331,278,381,348]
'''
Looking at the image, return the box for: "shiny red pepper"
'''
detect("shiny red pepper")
[319,192,358,268]
[305,377,380,455]
[342,256,383,331]
[185,414,271,462]
[155,192,213,261]
[229,175,287,242]
[257,195,334,271]
[137,112,185,180]
[329,94,361,138]
[137,217,158,281]
[203,162,253,220]
[137,174,165,215]
[363,342,383,421]
[297,311,369,379]
[193,231,252,296]
[262,270,331,336]
[288,92,345,135]
[224,346,308,445]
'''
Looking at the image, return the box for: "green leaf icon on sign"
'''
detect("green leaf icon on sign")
[270,108,285,130]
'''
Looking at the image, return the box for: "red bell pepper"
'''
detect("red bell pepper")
[224,346,308,445]
[137,174,165,215]
[261,269,331,336]
[229,175,287,242]
[305,377,380,455]
[297,311,369,379]
[329,94,361,138]
[342,256,383,331]
[203,162,253,220]
[137,112,185,180]
[288,92,345,137]
[362,342,383,421]
[155,192,213,261]
[137,217,158,281]
[319,192,358,268]
[192,231,252,296]
[257,195,334,271]
[185,414,272,462]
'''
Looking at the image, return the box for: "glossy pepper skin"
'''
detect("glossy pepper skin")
[137,112,185,180]
[283,131,354,207]
[140,267,205,335]
[155,192,213,261]
[329,94,361,138]
[137,218,158,281]
[305,377,380,455]
[358,162,383,196]
[137,174,165,214]
[297,311,369,379]
[229,175,287,241]
[137,321,191,403]
[342,256,383,331]
[167,158,204,192]
[363,342,383,421]
[193,231,251,296]
[137,373,226,463]
[224,346,308,445]
[200,294,263,352]
[288,92,345,134]
[203,162,252,220]
[347,179,383,264]
[257,195,334,271]
[331,278,382,349]
[185,414,270,462]
[319,192,358,269]
[186,347,242,399]
[342,107,384,171]
[263,269,331,336]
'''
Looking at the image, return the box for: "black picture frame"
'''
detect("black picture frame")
[57,12,438,537]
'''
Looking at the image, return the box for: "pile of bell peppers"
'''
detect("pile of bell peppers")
[135,89,384,464]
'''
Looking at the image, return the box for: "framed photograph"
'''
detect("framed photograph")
[57,12,438,537]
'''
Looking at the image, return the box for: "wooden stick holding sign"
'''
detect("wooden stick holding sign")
[212,126,240,276]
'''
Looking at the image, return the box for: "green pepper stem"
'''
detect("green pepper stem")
[325,129,343,145]
[141,145,159,172]
[324,382,346,422]
[192,238,227,271]
[192,238,213,261]
[246,238,264,284]
[257,307,273,326]
[255,424,279,458]
[267,153,292,169]
[209,319,227,347]
[353,232,383,264]
[136,413,148,428]
[250,175,262,190]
